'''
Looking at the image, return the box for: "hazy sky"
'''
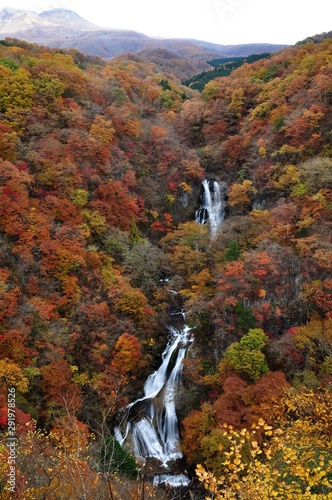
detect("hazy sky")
[1,0,331,45]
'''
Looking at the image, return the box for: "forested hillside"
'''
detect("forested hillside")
[0,35,331,499]
[183,52,271,91]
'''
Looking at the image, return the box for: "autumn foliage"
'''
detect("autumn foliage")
[0,33,331,497]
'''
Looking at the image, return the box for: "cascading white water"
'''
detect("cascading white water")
[195,178,225,238]
[115,325,193,487]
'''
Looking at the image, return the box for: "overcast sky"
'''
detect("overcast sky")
[1,0,331,45]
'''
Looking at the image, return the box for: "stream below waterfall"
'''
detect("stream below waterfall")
[114,322,194,488]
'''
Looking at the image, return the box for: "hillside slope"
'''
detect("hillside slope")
[0,34,331,498]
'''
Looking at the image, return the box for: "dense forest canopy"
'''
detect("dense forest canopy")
[0,34,331,498]
[183,52,271,91]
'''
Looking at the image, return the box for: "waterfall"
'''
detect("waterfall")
[195,178,226,238]
[114,325,193,487]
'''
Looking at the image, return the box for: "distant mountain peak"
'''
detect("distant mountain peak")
[0,7,103,34]
[41,8,73,13]
[39,8,103,31]
[0,7,54,32]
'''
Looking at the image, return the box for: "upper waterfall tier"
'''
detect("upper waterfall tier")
[195,178,226,238]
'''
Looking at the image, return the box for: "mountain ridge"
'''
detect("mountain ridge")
[0,7,288,71]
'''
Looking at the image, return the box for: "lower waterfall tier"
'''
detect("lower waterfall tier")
[114,325,193,482]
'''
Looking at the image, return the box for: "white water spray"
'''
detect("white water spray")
[195,178,226,238]
[114,325,193,487]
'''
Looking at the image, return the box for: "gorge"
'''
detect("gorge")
[114,179,227,488]
[1,33,331,499]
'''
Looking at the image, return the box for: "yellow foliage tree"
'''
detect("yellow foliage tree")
[228,180,257,210]
[196,387,332,499]
[0,358,29,393]
[0,67,35,113]
[228,88,245,117]
[89,115,116,147]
